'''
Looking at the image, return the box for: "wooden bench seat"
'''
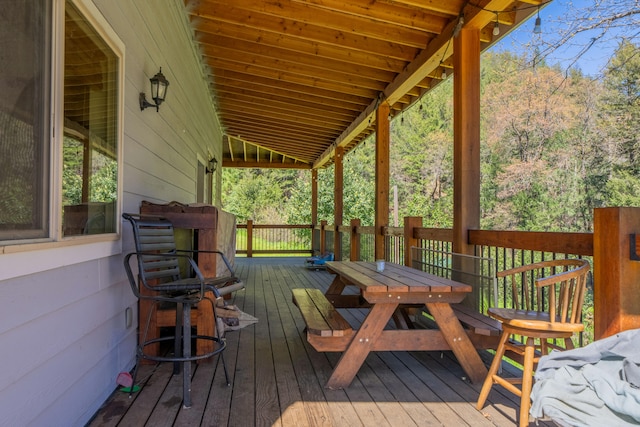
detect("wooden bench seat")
[292,288,352,337]
[450,303,502,337]
[416,303,502,350]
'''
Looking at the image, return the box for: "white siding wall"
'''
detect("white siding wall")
[0,1,223,425]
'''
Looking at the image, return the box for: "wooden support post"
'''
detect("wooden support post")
[452,28,480,256]
[246,219,253,258]
[375,101,390,260]
[350,218,361,261]
[593,207,640,339]
[404,216,423,267]
[334,147,344,260]
[311,169,318,253]
[320,220,327,255]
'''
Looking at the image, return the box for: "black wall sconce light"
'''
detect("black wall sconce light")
[140,67,169,112]
[206,156,218,174]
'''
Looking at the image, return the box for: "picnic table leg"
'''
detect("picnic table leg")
[325,302,398,389]
[325,275,346,296]
[392,307,415,329]
[426,302,488,384]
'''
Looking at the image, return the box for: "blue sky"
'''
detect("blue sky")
[491,0,637,76]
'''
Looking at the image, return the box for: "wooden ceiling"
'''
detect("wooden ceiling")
[182,0,545,169]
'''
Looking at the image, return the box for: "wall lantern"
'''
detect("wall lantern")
[140,68,169,112]
[206,156,218,174]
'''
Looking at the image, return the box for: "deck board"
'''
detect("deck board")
[88,257,553,426]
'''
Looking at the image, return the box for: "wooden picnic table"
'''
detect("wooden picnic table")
[321,261,488,389]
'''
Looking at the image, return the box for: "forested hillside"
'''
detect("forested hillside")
[222,40,640,233]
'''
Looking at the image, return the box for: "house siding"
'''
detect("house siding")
[0,0,223,425]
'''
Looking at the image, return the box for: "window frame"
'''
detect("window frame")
[0,0,124,261]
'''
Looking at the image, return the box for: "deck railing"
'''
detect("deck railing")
[236,220,313,256]
[237,208,638,347]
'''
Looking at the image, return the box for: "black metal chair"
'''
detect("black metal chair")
[122,213,238,407]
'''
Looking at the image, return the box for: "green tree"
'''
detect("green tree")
[600,40,640,175]
[390,80,454,227]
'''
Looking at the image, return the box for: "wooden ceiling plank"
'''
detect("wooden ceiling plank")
[377,0,465,16]
[206,56,387,93]
[224,129,337,152]
[221,111,344,133]
[198,33,401,82]
[189,6,421,61]
[214,86,363,117]
[194,24,408,72]
[291,0,449,33]
[224,160,312,169]
[223,113,342,135]
[207,59,381,98]
[231,135,324,157]
[219,101,352,129]
[217,94,358,123]
[230,131,333,151]
[224,127,339,147]
[192,0,432,47]
[213,72,371,107]
[201,45,392,90]
[223,117,342,139]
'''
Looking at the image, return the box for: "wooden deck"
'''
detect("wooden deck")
[88,257,551,426]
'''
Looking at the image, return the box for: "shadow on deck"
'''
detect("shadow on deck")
[88,257,549,426]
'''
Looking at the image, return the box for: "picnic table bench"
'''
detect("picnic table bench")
[411,247,502,339]
[291,288,352,337]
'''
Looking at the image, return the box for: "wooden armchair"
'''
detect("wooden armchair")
[476,259,590,427]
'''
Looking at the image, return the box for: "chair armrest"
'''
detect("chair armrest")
[124,251,217,301]
[175,248,237,277]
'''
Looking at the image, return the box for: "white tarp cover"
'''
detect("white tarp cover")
[530,328,640,426]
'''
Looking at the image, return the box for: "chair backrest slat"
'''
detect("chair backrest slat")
[497,259,590,324]
[123,213,182,288]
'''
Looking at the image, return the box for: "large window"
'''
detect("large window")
[0,0,120,243]
[62,1,119,236]
[0,1,51,240]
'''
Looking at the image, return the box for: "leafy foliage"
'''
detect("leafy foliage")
[222,41,640,233]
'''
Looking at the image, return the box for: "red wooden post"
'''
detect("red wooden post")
[452,28,480,256]
[593,207,640,339]
[350,218,361,261]
[334,147,344,260]
[311,169,318,252]
[320,220,327,255]
[246,219,253,258]
[375,102,390,260]
[404,216,422,267]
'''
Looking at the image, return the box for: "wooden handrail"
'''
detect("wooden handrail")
[469,229,593,256]
[237,224,312,229]
[236,222,593,259]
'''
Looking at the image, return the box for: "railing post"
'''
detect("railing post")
[311,169,318,253]
[404,216,422,267]
[593,207,640,339]
[350,218,361,261]
[246,219,253,258]
[334,147,344,261]
[320,220,327,255]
